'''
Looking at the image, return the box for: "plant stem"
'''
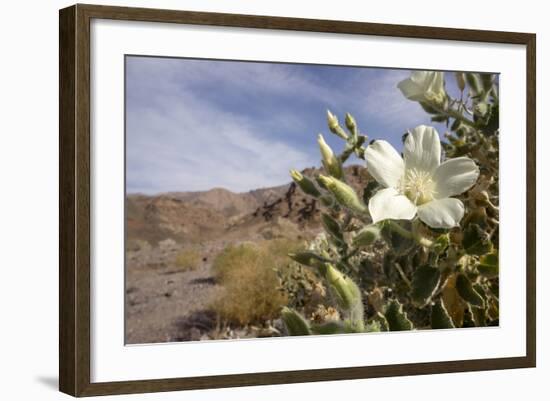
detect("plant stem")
[388,220,434,248]
[431,101,476,128]
[394,263,411,288]
[388,220,413,239]
[412,220,435,248]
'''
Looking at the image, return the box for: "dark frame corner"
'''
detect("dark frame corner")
[59,3,536,397]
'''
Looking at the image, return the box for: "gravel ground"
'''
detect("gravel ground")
[125,240,224,344]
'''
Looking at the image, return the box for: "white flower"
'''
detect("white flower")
[397,71,446,105]
[364,125,479,229]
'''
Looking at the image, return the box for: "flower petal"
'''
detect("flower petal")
[427,72,445,97]
[403,125,441,173]
[432,157,480,199]
[364,140,404,188]
[417,198,465,229]
[397,76,424,101]
[368,187,417,223]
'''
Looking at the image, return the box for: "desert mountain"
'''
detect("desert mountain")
[126,165,370,246]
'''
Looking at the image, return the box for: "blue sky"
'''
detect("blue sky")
[125,56,454,194]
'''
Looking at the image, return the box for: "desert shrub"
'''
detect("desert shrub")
[211,239,300,325]
[126,238,151,253]
[174,249,201,271]
[283,71,500,336]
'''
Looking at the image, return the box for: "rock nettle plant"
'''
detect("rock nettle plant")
[282,71,499,335]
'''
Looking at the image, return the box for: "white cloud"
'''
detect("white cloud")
[127,89,317,194]
[126,58,444,194]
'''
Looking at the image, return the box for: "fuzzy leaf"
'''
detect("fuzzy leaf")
[411,265,441,307]
[456,274,485,308]
[431,299,456,329]
[281,307,311,336]
[311,321,345,335]
[384,299,414,331]
[364,320,383,333]
[343,319,365,333]
[419,101,439,114]
[462,224,493,255]
[321,213,344,244]
[470,305,487,327]
[441,274,466,327]
[477,252,499,277]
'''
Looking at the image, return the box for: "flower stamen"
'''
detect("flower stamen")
[401,168,436,205]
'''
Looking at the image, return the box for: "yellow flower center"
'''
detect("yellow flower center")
[401,168,436,205]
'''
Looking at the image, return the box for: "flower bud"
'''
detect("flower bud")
[352,224,381,247]
[326,110,348,140]
[465,73,483,97]
[455,72,466,92]
[281,307,311,336]
[324,264,364,320]
[318,175,367,214]
[290,169,321,197]
[474,102,489,118]
[345,112,356,132]
[288,251,327,268]
[318,134,343,179]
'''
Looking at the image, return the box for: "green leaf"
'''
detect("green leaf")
[343,319,365,333]
[431,299,456,329]
[364,320,383,333]
[477,252,499,277]
[455,274,485,308]
[441,274,466,327]
[450,118,462,132]
[419,101,439,114]
[431,114,448,123]
[410,265,441,307]
[462,224,493,256]
[281,307,311,336]
[321,213,344,244]
[311,320,345,335]
[384,299,414,331]
[470,305,487,327]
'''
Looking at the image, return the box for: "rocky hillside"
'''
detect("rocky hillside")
[126,165,370,246]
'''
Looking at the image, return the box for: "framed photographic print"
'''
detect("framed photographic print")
[59,4,536,397]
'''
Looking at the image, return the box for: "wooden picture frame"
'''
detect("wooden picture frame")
[59,3,536,397]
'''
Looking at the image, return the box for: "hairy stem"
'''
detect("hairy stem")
[388,220,434,248]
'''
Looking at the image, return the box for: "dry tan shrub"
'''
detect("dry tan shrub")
[211,239,300,325]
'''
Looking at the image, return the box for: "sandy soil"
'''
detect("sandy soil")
[125,240,224,344]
